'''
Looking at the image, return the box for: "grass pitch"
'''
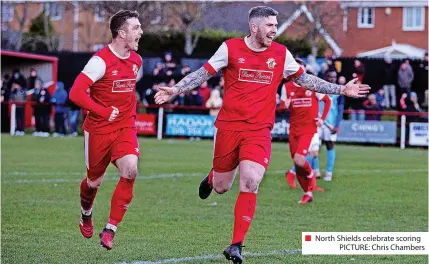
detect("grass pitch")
[1,135,428,264]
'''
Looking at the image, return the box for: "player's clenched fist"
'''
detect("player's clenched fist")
[314,117,324,127]
[108,106,119,122]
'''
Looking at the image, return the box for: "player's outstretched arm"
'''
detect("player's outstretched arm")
[175,67,213,94]
[294,73,370,98]
[154,67,214,104]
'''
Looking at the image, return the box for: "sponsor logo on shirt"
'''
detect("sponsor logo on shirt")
[238,68,273,84]
[291,98,312,107]
[112,79,136,93]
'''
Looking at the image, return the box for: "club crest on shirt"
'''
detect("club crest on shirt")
[266,58,276,69]
[305,90,312,96]
[133,64,138,76]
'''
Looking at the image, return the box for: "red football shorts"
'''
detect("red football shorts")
[288,132,313,158]
[213,128,272,172]
[84,127,140,180]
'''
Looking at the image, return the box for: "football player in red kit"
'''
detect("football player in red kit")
[69,10,143,250]
[154,6,369,263]
[280,59,331,204]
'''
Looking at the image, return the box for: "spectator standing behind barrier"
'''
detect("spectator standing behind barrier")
[143,83,160,114]
[398,60,414,96]
[51,81,68,137]
[417,53,428,101]
[422,90,428,111]
[353,59,365,83]
[8,69,27,89]
[205,89,223,116]
[362,93,382,121]
[153,62,166,83]
[32,79,51,137]
[375,88,386,109]
[1,75,11,133]
[349,78,366,121]
[180,65,191,79]
[318,63,328,80]
[406,92,426,122]
[326,57,337,73]
[198,81,211,105]
[9,81,27,135]
[214,77,225,98]
[185,89,204,115]
[400,93,408,110]
[66,91,80,137]
[185,89,203,106]
[27,68,42,90]
[307,54,320,75]
[382,57,397,109]
[163,51,177,77]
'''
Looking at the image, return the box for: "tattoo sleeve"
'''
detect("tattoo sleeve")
[294,73,343,95]
[175,67,214,94]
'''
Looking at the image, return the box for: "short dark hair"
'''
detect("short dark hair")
[248,6,278,21]
[109,10,139,39]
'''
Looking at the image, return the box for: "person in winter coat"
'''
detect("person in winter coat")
[397,60,414,96]
[51,82,68,136]
[9,81,27,135]
[205,89,223,116]
[32,79,51,137]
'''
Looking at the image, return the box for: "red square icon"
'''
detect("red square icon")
[305,235,311,242]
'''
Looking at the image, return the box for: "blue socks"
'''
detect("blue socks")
[326,149,336,173]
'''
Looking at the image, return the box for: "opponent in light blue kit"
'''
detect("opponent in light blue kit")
[313,72,345,181]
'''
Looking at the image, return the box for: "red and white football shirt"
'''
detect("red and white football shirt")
[203,37,304,131]
[81,45,142,134]
[282,81,329,135]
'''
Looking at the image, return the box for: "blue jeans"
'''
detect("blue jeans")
[69,110,80,134]
[351,110,365,121]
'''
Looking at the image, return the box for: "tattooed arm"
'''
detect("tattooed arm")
[294,72,344,95]
[293,72,370,98]
[174,67,214,94]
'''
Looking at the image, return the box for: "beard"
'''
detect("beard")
[255,30,267,47]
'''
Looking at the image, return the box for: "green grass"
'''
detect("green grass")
[1,135,428,264]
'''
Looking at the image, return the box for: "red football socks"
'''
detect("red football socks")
[80,177,98,214]
[302,161,313,177]
[108,177,135,228]
[296,174,309,192]
[208,169,214,186]
[231,192,257,245]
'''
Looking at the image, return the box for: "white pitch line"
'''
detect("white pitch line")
[1,173,207,184]
[1,169,426,184]
[115,249,301,264]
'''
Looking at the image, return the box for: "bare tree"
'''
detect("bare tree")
[101,1,208,55]
[292,2,342,56]
[167,2,208,55]
[0,2,29,50]
[14,2,29,50]
[102,1,161,31]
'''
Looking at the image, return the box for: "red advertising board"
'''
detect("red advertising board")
[135,113,156,135]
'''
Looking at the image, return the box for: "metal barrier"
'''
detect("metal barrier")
[3,101,428,149]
